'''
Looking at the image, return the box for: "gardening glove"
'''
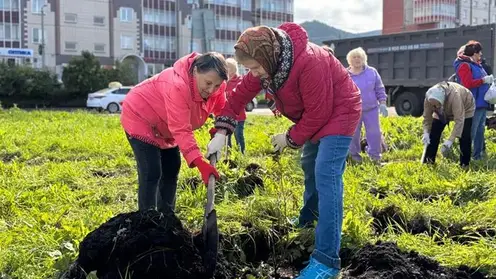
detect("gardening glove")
[483,74,494,84]
[271,133,288,153]
[379,104,388,117]
[206,132,226,161]
[193,157,220,185]
[440,140,453,157]
[422,132,430,146]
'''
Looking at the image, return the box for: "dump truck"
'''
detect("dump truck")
[323,24,496,117]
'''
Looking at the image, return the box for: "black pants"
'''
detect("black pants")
[127,134,181,213]
[423,118,473,167]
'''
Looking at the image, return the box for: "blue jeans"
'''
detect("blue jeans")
[472,109,486,160]
[299,135,352,269]
[227,120,245,154]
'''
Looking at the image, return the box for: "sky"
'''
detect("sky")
[293,0,383,33]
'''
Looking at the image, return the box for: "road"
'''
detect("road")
[248,106,398,117]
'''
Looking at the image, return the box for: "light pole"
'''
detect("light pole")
[41,3,47,69]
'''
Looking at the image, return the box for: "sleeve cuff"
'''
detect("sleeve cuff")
[286,126,304,149]
[185,149,203,168]
[214,115,237,135]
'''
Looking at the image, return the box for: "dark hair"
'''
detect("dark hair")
[190,52,228,81]
[464,40,482,56]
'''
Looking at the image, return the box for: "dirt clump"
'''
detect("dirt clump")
[245,163,262,174]
[235,174,264,198]
[341,241,489,279]
[61,209,233,279]
[371,206,495,245]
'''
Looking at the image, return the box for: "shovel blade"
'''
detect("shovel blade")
[202,208,219,277]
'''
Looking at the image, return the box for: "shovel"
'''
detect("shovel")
[202,155,219,278]
[420,144,428,163]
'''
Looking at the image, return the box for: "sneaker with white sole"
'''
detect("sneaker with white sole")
[295,257,340,279]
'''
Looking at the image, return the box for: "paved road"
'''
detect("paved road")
[248,106,398,117]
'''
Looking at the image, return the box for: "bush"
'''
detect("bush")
[0,62,62,107]
[62,51,108,98]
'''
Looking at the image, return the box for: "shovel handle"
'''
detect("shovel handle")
[206,155,217,215]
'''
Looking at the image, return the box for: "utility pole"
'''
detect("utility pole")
[470,0,473,25]
[489,0,492,24]
[41,3,47,69]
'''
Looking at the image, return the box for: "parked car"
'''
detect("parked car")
[86,84,133,113]
[245,97,258,112]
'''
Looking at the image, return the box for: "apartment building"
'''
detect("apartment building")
[0,0,293,82]
[382,0,496,35]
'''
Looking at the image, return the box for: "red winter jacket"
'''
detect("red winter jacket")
[225,74,246,121]
[120,52,227,167]
[216,22,361,146]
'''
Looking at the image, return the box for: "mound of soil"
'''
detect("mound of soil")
[245,163,262,174]
[235,174,264,198]
[61,209,233,279]
[371,205,496,244]
[341,241,488,279]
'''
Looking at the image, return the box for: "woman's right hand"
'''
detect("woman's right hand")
[193,158,219,185]
[206,131,227,161]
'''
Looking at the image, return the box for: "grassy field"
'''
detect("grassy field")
[0,108,495,278]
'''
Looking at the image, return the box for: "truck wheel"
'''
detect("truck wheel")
[394,91,422,117]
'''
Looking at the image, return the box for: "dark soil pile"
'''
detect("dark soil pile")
[234,174,264,198]
[371,205,496,244]
[61,209,234,279]
[341,241,489,279]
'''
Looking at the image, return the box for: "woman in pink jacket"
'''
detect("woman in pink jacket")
[206,23,361,278]
[120,52,227,213]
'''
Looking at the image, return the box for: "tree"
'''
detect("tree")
[61,51,107,96]
[104,60,138,86]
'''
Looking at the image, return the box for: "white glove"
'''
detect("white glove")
[205,133,226,161]
[422,132,430,146]
[440,140,453,157]
[379,104,388,117]
[271,133,288,153]
[483,74,494,84]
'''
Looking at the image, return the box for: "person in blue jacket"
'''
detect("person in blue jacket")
[454,41,494,160]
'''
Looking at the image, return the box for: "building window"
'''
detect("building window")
[94,43,105,53]
[463,9,467,19]
[241,0,251,11]
[493,14,496,23]
[65,42,77,51]
[120,7,133,22]
[93,16,105,25]
[0,24,20,40]
[64,13,77,23]
[32,0,44,13]
[0,0,20,11]
[121,34,134,49]
[143,8,176,26]
[143,35,176,52]
[32,27,41,43]
[473,17,478,24]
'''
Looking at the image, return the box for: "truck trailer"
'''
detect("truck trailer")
[323,24,495,117]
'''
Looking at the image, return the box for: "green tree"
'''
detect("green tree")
[104,60,138,86]
[61,51,107,97]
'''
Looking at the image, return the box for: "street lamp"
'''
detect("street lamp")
[41,3,47,69]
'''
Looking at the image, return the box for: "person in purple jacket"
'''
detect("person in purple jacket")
[347,47,388,162]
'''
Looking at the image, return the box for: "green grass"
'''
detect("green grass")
[0,107,495,278]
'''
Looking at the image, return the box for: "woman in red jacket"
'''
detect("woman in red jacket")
[120,52,227,214]
[225,58,247,154]
[206,23,361,278]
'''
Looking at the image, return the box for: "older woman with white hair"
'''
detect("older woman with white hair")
[347,47,388,162]
[422,81,475,167]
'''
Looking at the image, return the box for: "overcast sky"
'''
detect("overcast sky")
[294,0,383,33]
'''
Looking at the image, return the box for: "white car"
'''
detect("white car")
[245,97,258,112]
[86,86,133,113]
